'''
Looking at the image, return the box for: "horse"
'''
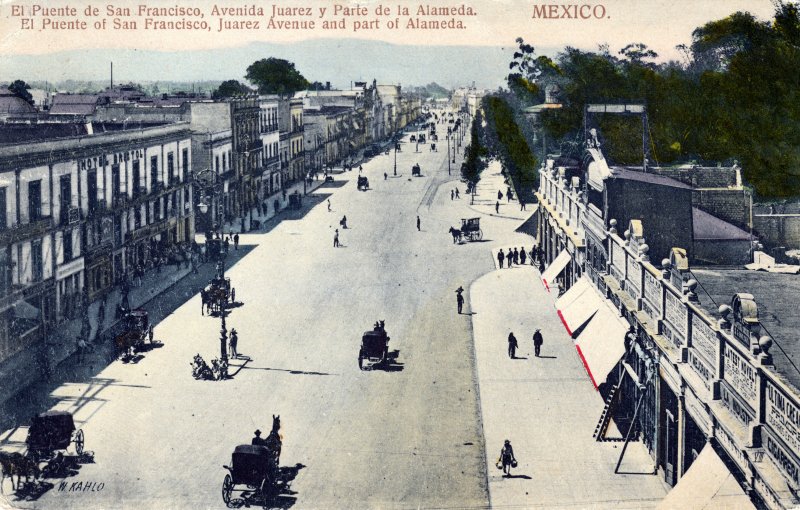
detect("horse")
[0,451,40,493]
[265,415,282,469]
[448,227,462,244]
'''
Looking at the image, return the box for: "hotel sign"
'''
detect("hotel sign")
[691,314,717,364]
[723,347,758,408]
[766,381,800,459]
[664,290,686,340]
[716,421,748,472]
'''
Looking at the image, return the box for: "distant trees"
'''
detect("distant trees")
[245,58,309,95]
[482,96,538,197]
[212,80,252,99]
[502,2,800,198]
[461,109,487,185]
[7,80,34,105]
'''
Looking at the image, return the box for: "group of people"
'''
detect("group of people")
[507,329,545,359]
[496,247,527,268]
[450,188,461,200]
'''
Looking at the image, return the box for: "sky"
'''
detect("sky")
[0,0,779,88]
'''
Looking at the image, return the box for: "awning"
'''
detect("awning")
[556,276,604,336]
[13,300,41,321]
[574,297,629,390]
[541,250,571,291]
[657,443,753,510]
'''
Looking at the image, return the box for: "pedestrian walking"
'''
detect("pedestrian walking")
[533,328,544,357]
[416,215,421,231]
[497,249,505,269]
[507,247,514,267]
[327,199,331,212]
[224,237,230,253]
[200,289,207,316]
[520,248,527,265]
[507,186,512,201]
[455,286,464,314]
[498,190,503,201]
[229,328,238,358]
[500,440,517,477]
[508,332,518,358]
[334,229,340,248]
[539,258,545,273]
[495,201,500,214]
[455,188,460,199]
[520,199,526,211]
[450,189,454,200]
[234,233,239,250]
[384,172,388,180]
[513,248,519,265]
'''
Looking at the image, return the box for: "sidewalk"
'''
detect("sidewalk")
[470,264,668,509]
[469,161,534,221]
[219,177,327,234]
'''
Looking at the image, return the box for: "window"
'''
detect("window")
[86,170,98,214]
[63,229,73,262]
[215,155,220,173]
[167,152,175,185]
[182,148,189,178]
[150,155,159,189]
[31,239,43,282]
[28,180,42,221]
[132,159,141,197]
[0,187,6,230]
[112,164,121,206]
[59,175,72,225]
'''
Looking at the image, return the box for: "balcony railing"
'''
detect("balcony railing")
[0,216,53,245]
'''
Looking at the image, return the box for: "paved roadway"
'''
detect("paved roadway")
[2,117,499,509]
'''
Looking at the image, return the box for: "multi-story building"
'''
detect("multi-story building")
[0,121,193,398]
[288,98,305,186]
[258,96,280,205]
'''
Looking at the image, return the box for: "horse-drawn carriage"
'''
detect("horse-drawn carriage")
[412,164,421,177]
[359,321,390,370]
[26,411,84,461]
[114,309,151,359]
[357,175,369,191]
[449,217,483,243]
[221,445,278,507]
[204,276,234,314]
[222,416,282,507]
[460,217,483,241]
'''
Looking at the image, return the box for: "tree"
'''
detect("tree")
[245,58,309,95]
[8,80,34,105]
[212,80,252,99]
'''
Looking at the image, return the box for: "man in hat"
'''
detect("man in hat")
[229,328,239,358]
[533,328,544,357]
[455,286,464,314]
[252,429,266,446]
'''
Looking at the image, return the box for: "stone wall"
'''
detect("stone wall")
[692,189,751,230]
[646,165,738,188]
[753,215,800,249]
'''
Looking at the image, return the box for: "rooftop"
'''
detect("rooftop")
[0,121,170,145]
[692,207,752,241]
[691,267,800,388]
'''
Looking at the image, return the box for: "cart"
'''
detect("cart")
[359,321,390,370]
[412,164,421,177]
[206,277,234,314]
[357,175,369,191]
[222,444,278,508]
[461,217,483,241]
[114,309,150,359]
[26,411,84,461]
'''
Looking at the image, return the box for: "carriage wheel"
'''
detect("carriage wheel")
[260,477,270,508]
[477,229,483,241]
[74,429,84,455]
[358,354,365,371]
[222,474,233,504]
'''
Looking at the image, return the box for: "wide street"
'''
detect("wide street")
[1,119,500,509]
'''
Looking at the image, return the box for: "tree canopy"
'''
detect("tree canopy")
[7,80,34,105]
[245,58,309,95]
[501,2,800,198]
[212,80,252,99]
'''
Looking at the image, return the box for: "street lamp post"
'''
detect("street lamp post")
[447,127,451,175]
[394,143,398,176]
